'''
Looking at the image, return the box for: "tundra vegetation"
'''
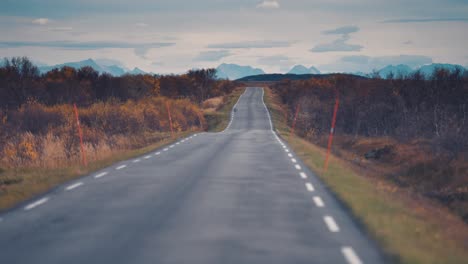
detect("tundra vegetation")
[0,57,236,208]
[270,69,468,222]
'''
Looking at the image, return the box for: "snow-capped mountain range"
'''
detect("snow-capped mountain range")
[33,59,467,80]
[38,59,149,76]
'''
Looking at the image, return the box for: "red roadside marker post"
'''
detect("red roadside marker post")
[73,104,87,167]
[196,111,204,130]
[290,103,300,134]
[166,101,174,138]
[324,90,339,172]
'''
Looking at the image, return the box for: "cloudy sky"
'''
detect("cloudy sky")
[1,0,467,73]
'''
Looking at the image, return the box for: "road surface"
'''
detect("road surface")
[0,87,384,264]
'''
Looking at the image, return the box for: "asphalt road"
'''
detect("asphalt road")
[0,87,384,264]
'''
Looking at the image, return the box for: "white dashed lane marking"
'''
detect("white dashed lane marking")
[24,197,49,211]
[65,182,83,191]
[295,164,301,170]
[155,152,161,155]
[163,148,169,151]
[324,216,340,232]
[288,153,293,157]
[313,196,325,207]
[116,165,127,170]
[291,158,297,163]
[132,159,141,163]
[305,182,314,191]
[94,172,108,179]
[300,172,307,179]
[342,247,363,264]
[144,155,151,159]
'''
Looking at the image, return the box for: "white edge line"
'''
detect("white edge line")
[65,182,83,191]
[116,165,127,170]
[306,182,314,191]
[341,247,363,264]
[24,197,49,210]
[221,88,247,133]
[324,215,340,232]
[95,172,108,178]
[313,196,325,207]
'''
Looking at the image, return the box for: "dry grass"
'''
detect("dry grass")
[0,87,243,211]
[202,96,224,113]
[0,131,190,210]
[264,86,468,264]
[204,87,245,132]
[0,96,208,211]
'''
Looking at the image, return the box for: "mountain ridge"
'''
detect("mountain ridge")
[37,59,148,76]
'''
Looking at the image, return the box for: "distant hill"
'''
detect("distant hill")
[287,65,320,74]
[216,63,265,80]
[236,73,366,82]
[38,58,128,76]
[417,63,465,77]
[128,67,147,75]
[378,64,413,78]
[37,59,152,76]
[373,63,467,79]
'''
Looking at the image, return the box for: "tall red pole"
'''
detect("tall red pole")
[73,104,87,167]
[284,107,288,125]
[166,101,174,138]
[290,103,300,134]
[324,90,339,172]
[196,111,204,130]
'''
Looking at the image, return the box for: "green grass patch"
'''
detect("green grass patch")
[264,87,468,264]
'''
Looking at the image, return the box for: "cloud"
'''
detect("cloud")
[0,40,174,49]
[322,26,359,35]
[364,55,433,69]
[0,40,175,59]
[194,50,232,61]
[382,18,468,23]
[32,18,49,25]
[340,55,369,64]
[95,58,127,68]
[135,22,148,27]
[320,54,434,73]
[310,35,363,52]
[48,27,73,32]
[256,0,280,9]
[151,61,164,67]
[207,40,290,49]
[311,25,362,53]
[257,55,290,65]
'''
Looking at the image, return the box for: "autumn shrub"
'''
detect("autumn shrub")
[0,96,204,168]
